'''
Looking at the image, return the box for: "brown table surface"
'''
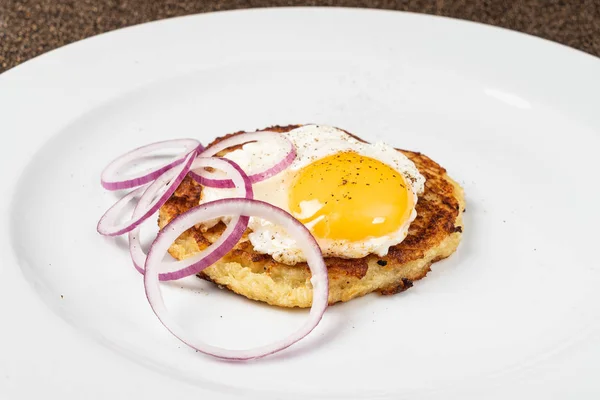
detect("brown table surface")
[1,0,599,74]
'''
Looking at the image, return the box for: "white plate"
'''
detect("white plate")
[1,7,600,400]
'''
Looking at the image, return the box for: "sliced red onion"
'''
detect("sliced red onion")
[101,139,201,191]
[190,131,296,188]
[97,150,197,236]
[128,157,253,280]
[144,198,329,360]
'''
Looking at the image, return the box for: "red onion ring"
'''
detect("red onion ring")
[190,131,296,188]
[97,150,197,236]
[128,157,253,281]
[101,139,202,190]
[144,198,329,360]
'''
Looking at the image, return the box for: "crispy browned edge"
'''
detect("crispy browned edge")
[159,125,464,298]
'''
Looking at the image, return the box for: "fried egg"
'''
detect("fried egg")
[200,125,425,264]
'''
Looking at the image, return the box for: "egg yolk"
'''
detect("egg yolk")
[288,152,414,241]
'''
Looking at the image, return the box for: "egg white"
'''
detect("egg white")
[200,125,425,264]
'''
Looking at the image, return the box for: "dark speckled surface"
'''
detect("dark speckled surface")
[1,0,599,73]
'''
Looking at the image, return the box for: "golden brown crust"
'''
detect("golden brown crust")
[158,125,465,307]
